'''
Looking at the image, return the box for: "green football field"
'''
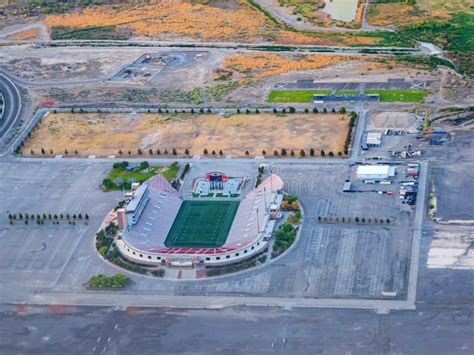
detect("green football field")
[164,201,240,248]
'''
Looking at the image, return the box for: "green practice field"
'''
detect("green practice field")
[165,201,240,248]
[268,90,331,103]
[365,89,427,103]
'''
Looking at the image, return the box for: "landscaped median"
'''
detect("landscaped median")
[87,273,130,289]
[272,194,301,258]
[101,161,178,191]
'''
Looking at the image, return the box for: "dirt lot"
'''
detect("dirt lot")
[23,112,349,157]
[367,111,419,132]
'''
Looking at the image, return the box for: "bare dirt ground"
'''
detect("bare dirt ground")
[367,111,419,132]
[22,112,349,157]
[0,47,145,81]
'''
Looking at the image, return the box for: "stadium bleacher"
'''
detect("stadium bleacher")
[121,174,284,255]
[122,175,183,251]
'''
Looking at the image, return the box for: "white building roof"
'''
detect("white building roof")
[366,132,382,145]
[357,165,390,176]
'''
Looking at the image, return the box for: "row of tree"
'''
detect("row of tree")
[120,148,344,157]
[8,213,89,220]
[343,111,358,155]
[317,216,391,224]
[66,106,348,115]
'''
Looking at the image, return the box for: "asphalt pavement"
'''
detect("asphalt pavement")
[0,71,22,138]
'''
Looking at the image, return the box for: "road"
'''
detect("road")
[0,304,472,355]
[0,71,22,138]
[254,0,389,32]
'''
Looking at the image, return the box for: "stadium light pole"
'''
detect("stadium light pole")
[256,207,260,233]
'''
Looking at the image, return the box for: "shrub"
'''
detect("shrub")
[151,269,165,277]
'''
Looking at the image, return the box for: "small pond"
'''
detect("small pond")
[321,0,359,23]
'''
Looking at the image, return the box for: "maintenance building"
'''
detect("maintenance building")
[356,165,396,180]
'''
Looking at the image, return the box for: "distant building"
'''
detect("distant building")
[356,165,396,180]
[366,132,382,147]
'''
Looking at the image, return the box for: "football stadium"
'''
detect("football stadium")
[115,173,284,267]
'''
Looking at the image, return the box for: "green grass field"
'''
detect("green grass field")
[165,201,240,248]
[268,90,331,103]
[365,89,427,103]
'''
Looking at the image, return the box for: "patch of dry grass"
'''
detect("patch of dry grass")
[6,28,39,40]
[23,112,350,157]
[367,0,471,27]
[222,52,347,78]
[43,0,390,46]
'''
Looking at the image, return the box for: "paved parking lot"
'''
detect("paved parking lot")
[1,159,417,301]
[274,78,431,92]
[0,160,121,293]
